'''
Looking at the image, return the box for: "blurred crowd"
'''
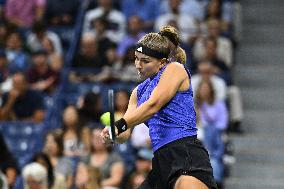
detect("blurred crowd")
[0,0,243,189]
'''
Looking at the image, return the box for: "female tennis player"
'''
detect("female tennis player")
[101,26,217,189]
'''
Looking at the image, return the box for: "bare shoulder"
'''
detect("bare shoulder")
[166,62,186,70]
[164,62,187,77]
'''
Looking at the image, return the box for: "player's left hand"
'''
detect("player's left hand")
[100,127,112,144]
[100,126,119,143]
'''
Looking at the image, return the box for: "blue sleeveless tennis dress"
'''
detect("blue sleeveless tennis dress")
[137,63,197,152]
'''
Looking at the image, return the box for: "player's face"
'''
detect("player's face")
[135,51,164,80]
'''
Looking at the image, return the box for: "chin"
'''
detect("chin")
[139,76,146,80]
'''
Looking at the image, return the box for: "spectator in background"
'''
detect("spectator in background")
[155,0,199,45]
[62,105,91,157]
[194,18,233,68]
[209,18,233,66]
[5,31,30,74]
[204,0,223,21]
[27,49,59,94]
[159,0,205,22]
[72,32,104,70]
[125,148,152,189]
[4,0,46,28]
[117,15,146,60]
[195,79,228,189]
[91,17,114,62]
[0,72,45,122]
[75,163,101,189]
[43,129,74,189]
[32,152,66,189]
[81,127,125,189]
[134,149,152,175]
[121,0,159,31]
[191,61,244,133]
[83,0,126,43]
[114,90,130,120]
[191,61,227,101]
[203,0,233,36]
[77,91,104,126]
[44,0,79,26]
[92,18,119,78]
[0,132,18,188]
[87,48,119,83]
[22,162,48,189]
[27,21,63,56]
[106,43,119,66]
[113,46,141,83]
[40,36,63,73]
[203,37,231,85]
[70,32,105,83]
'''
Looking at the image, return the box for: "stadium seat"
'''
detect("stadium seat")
[0,122,46,169]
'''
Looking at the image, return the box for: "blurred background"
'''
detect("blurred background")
[0,0,283,189]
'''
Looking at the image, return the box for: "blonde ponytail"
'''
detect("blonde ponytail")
[175,46,187,64]
[159,25,187,64]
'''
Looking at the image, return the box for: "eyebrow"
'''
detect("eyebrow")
[140,57,151,61]
[135,56,151,61]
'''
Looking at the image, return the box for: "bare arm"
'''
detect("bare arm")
[123,63,188,128]
[101,162,125,187]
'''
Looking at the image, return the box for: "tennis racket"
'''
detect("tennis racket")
[108,89,116,141]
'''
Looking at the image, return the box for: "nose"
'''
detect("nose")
[135,59,142,69]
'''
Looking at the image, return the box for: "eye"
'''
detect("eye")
[141,59,150,64]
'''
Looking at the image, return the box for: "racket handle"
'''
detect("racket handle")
[108,126,114,141]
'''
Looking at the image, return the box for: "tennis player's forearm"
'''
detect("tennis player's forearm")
[116,129,131,143]
[123,100,159,128]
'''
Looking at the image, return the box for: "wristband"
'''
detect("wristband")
[115,118,128,135]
